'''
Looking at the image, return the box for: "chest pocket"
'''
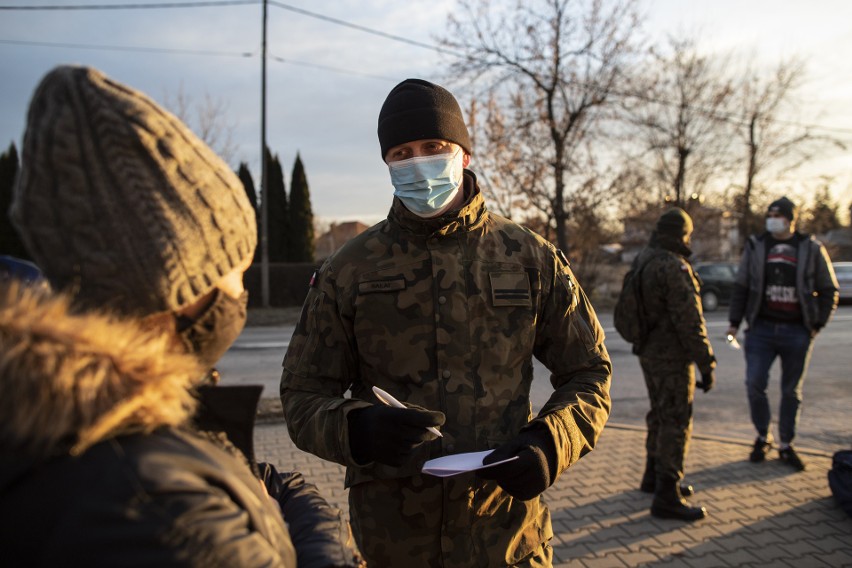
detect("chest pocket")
[490,271,532,307]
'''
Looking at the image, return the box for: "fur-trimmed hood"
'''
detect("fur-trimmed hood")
[0,282,201,462]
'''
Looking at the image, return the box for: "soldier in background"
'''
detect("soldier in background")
[633,208,716,522]
[280,78,612,566]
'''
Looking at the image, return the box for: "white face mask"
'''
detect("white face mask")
[766,217,789,234]
[389,149,464,218]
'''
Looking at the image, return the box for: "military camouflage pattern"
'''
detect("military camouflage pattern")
[639,357,695,478]
[634,243,715,372]
[633,240,715,481]
[280,172,611,567]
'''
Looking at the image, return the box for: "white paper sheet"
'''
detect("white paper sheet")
[422,450,519,478]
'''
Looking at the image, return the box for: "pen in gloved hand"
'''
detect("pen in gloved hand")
[372,386,443,437]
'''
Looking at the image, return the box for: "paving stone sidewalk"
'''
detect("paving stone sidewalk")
[255,421,852,567]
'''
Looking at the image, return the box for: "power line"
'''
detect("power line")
[0,1,257,9]
[0,38,254,57]
[0,1,461,59]
[267,0,464,58]
[0,38,398,82]
[269,54,396,82]
[0,0,463,58]
[616,88,852,137]
[3,1,851,138]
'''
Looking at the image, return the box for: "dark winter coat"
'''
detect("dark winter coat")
[0,283,361,567]
[729,232,839,332]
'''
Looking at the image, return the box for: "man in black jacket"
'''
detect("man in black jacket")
[726,197,838,471]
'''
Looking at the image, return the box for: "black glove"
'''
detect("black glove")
[476,429,557,501]
[696,369,715,393]
[347,405,445,467]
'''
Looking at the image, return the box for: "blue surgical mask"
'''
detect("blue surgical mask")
[389,149,464,218]
[766,217,789,234]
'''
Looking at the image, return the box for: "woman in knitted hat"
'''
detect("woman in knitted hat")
[0,65,363,567]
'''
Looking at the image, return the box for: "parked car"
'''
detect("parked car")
[834,261,852,304]
[694,262,738,312]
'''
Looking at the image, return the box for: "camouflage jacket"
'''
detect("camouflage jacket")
[280,172,611,566]
[635,238,716,373]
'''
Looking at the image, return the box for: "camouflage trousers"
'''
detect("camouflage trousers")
[639,357,695,480]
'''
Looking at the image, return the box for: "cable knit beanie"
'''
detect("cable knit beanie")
[767,196,797,221]
[377,78,472,159]
[656,207,694,238]
[11,65,257,316]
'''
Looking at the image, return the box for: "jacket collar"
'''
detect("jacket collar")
[194,384,262,467]
[387,170,488,237]
[0,283,200,462]
[759,230,806,242]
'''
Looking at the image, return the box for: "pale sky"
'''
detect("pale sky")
[1,0,851,226]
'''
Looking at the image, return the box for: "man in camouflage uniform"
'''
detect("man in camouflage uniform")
[632,208,716,522]
[280,78,612,566]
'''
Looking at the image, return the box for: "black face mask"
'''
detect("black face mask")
[176,289,248,370]
[651,231,693,258]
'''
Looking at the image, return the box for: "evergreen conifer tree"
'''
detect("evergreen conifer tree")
[236,162,260,262]
[803,184,842,235]
[0,143,31,260]
[237,162,258,210]
[288,153,315,262]
[265,148,289,262]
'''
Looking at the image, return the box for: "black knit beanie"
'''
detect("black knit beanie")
[12,65,257,317]
[767,196,797,221]
[377,78,472,159]
[656,207,694,238]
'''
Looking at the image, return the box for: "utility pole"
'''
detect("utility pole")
[260,0,270,307]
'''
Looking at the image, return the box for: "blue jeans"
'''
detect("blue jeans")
[744,319,814,445]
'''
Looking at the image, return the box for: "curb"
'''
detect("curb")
[256,397,285,424]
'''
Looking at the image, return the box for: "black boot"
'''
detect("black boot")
[639,456,656,492]
[640,458,695,497]
[651,475,706,521]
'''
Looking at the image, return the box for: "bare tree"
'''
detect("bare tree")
[623,35,734,208]
[442,0,644,254]
[730,58,845,245]
[468,93,551,226]
[163,83,238,165]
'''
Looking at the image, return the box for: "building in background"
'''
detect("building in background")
[621,203,740,264]
[314,221,370,262]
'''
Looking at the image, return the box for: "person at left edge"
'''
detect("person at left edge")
[0,65,363,567]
